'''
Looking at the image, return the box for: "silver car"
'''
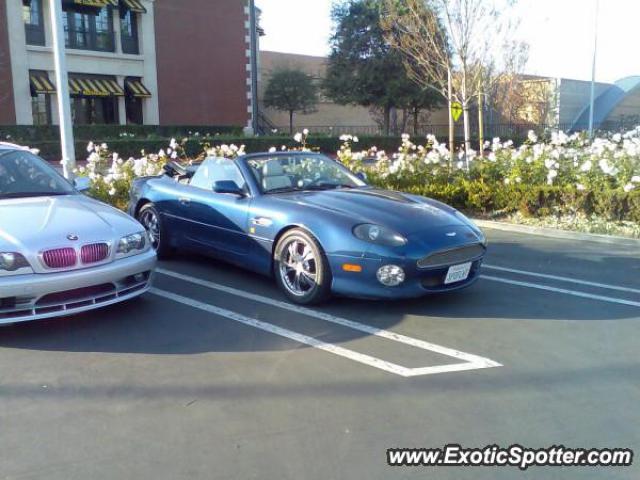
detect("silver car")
[0,144,156,325]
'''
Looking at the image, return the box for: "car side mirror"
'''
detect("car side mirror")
[356,171,368,182]
[74,176,91,192]
[214,180,245,196]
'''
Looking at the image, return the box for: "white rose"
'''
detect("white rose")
[293,133,303,143]
[623,183,635,192]
[631,175,640,183]
[268,147,277,153]
[303,128,309,135]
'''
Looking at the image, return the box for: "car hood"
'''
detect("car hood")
[273,188,478,235]
[0,195,142,253]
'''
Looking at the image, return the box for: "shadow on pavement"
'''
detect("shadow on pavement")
[0,241,637,355]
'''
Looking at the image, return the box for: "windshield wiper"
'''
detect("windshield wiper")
[0,191,71,199]
[264,186,304,194]
[304,184,357,191]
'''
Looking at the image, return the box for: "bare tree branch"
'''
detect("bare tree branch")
[382,0,527,156]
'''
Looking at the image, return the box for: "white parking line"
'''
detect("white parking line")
[484,264,640,295]
[154,269,502,376]
[481,275,640,308]
[150,288,415,376]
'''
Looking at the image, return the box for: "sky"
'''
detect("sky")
[256,0,640,84]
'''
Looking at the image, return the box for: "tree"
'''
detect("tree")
[324,0,440,135]
[382,0,522,161]
[381,0,455,157]
[263,69,319,134]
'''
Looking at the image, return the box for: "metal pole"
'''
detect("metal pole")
[447,67,454,165]
[588,0,599,137]
[49,0,76,178]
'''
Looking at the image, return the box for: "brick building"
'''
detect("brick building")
[0,0,259,131]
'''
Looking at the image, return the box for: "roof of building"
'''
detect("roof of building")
[571,76,640,130]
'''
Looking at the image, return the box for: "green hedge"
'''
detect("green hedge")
[27,135,418,161]
[391,182,640,223]
[0,124,243,143]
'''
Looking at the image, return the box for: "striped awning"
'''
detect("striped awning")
[69,76,125,97]
[71,0,119,7]
[30,72,56,95]
[125,78,152,98]
[121,0,146,13]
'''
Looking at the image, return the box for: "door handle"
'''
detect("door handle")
[178,197,191,205]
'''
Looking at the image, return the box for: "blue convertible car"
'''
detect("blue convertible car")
[129,152,487,304]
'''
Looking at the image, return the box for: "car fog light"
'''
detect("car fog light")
[376,265,405,287]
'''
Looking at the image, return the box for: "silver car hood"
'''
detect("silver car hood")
[0,195,142,272]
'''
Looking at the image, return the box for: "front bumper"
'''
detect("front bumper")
[0,249,156,325]
[328,252,484,300]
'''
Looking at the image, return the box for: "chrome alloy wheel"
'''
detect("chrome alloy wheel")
[139,208,160,250]
[278,239,318,296]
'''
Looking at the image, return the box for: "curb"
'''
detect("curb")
[472,219,640,248]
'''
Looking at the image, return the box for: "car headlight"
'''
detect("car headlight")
[0,252,32,275]
[116,232,148,257]
[353,224,406,247]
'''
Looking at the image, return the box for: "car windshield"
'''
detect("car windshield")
[246,154,366,194]
[0,150,75,199]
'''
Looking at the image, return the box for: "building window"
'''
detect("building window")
[31,94,52,125]
[23,0,45,46]
[125,96,143,124]
[120,8,139,54]
[63,5,115,52]
[71,97,119,125]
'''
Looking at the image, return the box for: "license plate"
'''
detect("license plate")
[444,262,472,285]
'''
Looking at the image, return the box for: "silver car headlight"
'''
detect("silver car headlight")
[353,224,407,247]
[116,231,148,258]
[0,252,33,276]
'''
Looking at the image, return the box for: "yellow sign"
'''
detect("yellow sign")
[451,102,463,122]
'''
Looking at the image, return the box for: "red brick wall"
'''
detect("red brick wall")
[154,0,249,127]
[0,0,16,125]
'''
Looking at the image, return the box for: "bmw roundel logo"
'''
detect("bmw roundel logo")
[67,234,79,241]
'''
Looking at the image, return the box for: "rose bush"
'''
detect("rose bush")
[75,128,640,234]
[337,129,640,225]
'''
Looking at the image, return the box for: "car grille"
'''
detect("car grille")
[81,243,110,264]
[42,248,77,269]
[417,243,486,269]
[0,272,152,322]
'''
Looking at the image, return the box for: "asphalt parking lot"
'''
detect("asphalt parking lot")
[0,228,638,480]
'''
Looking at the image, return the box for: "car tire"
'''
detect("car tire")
[274,229,332,305]
[137,203,172,259]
